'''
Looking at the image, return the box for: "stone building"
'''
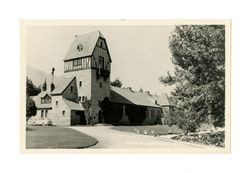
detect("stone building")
[28,31,171,126]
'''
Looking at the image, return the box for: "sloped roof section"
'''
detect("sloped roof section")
[51,76,75,95]
[110,86,161,108]
[63,98,84,111]
[149,94,170,106]
[64,31,105,61]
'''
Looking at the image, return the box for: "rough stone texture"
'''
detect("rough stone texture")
[49,95,71,125]
[90,69,110,124]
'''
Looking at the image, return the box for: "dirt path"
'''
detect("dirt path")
[70,126,214,149]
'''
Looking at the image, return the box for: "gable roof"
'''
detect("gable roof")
[62,98,84,111]
[32,91,52,109]
[64,31,105,61]
[110,86,161,108]
[51,76,75,95]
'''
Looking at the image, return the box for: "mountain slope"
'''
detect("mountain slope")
[26,65,63,87]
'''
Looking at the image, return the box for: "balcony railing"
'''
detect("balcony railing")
[96,68,110,78]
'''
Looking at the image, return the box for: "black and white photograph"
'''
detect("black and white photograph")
[20,20,230,153]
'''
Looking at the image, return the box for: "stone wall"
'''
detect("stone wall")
[64,69,92,99]
[49,95,71,125]
[90,69,110,124]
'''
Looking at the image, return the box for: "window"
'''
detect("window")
[56,101,58,106]
[99,56,104,69]
[151,109,155,118]
[73,58,82,66]
[41,95,51,104]
[78,96,81,101]
[77,44,83,52]
[62,110,65,116]
[70,86,73,93]
[41,110,44,118]
[82,96,87,102]
[100,82,102,88]
[158,110,161,116]
[44,95,51,103]
[79,81,82,87]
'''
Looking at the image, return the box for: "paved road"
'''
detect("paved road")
[70,126,214,149]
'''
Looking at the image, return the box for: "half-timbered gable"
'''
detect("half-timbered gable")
[63,30,111,74]
[92,37,111,71]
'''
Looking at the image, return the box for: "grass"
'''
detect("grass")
[111,125,183,136]
[26,126,98,149]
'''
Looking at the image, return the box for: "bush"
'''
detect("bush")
[26,97,37,119]
[171,131,225,147]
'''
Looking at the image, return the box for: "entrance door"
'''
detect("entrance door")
[76,111,86,125]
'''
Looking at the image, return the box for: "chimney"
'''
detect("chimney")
[139,88,143,93]
[50,67,55,92]
[75,35,78,37]
[145,91,150,95]
[127,87,132,91]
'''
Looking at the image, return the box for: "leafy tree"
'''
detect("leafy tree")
[160,25,225,132]
[26,97,37,119]
[111,78,122,88]
[42,80,47,91]
[26,77,41,96]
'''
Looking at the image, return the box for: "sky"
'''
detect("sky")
[26,25,176,95]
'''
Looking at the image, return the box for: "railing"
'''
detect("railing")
[96,68,110,78]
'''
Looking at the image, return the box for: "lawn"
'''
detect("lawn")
[111,125,183,136]
[26,126,98,149]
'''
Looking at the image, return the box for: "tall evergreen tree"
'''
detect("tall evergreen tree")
[160,25,225,131]
[26,77,41,96]
[42,79,47,91]
[111,78,122,88]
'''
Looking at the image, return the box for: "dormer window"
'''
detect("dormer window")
[41,94,51,104]
[77,44,83,52]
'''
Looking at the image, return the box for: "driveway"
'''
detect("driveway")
[70,126,215,149]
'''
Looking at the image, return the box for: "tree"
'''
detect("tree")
[160,25,225,132]
[111,78,122,87]
[26,77,41,96]
[26,97,37,119]
[42,79,47,91]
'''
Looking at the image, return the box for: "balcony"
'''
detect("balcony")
[96,68,110,79]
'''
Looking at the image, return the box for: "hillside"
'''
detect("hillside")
[26,65,63,87]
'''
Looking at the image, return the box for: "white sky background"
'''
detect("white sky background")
[26,25,175,95]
